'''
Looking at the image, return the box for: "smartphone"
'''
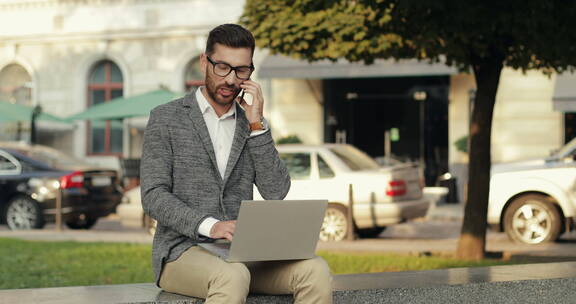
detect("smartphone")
[238,89,254,105]
[239,89,245,102]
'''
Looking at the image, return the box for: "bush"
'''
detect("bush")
[454,135,468,154]
[276,134,303,144]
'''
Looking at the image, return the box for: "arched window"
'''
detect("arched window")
[184,57,204,92]
[87,60,123,154]
[0,64,32,106]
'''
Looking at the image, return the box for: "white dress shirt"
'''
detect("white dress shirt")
[196,88,237,179]
[195,88,268,237]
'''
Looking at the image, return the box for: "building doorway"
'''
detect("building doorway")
[565,112,576,143]
[323,76,449,186]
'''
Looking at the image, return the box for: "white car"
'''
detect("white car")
[259,144,429,241]
[118,144,430,241]
[488,138,576,244]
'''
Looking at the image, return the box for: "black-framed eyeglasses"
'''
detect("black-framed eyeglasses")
[206,56,254,80]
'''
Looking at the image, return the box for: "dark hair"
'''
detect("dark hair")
[205,24,255,56]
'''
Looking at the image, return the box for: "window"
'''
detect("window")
[87,60,123,154]
[0,152,19,174]
[0,64,32,106]
[184,57,204,92]
[318,155,335,179]
[17,145,89,170]
[280,153,311,180]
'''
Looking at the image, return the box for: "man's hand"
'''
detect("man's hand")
[210,220,237,241]
[238,80,264,124]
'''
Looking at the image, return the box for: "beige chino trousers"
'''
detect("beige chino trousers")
[159,246,333,304]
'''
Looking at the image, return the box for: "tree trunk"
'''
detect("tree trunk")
[456,55,503,260]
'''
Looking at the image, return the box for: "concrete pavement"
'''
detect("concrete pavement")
[2,262,576,303]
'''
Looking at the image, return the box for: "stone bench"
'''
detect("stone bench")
[2,262,575,303]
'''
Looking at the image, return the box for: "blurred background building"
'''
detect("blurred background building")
[1,0,574,200]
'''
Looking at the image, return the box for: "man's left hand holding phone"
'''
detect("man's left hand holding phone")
[237,79,265,128]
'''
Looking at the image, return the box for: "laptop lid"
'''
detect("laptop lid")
[226,200,327,262]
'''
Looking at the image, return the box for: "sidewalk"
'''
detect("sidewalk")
[425,201,463,221]
[0,215,153,244]
[423,186,464,221]
[0,200,463,244]
[0,228,153,244]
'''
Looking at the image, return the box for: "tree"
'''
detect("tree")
[241,0,576,259]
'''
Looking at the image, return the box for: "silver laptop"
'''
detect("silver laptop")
[199,200,327,262]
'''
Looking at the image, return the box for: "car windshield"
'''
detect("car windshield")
[553,136,576,159]
[329,145,380,171]
[13,145,89,170]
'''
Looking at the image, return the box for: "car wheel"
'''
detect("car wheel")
[356,227,386,239]
[5,196,45,230]
[65,214,98,229]
[504,194,562,244]
[319,204,349,242]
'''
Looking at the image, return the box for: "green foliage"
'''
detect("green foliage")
[241,0,400,64]
[0,238,518,289]
[276,134,303,144]
[241,0,576,73]
[454,135,468,154]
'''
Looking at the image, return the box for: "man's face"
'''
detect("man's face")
[201,43,253,107]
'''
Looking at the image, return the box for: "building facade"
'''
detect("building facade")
[0,0,250,168]
[0,0,572,200]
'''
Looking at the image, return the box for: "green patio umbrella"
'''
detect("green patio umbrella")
[66,89,183,121]
[0,100,68,123]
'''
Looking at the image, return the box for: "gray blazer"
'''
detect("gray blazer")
[140,89,291,285]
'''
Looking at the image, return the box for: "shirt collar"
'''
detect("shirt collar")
[196,87,236,119]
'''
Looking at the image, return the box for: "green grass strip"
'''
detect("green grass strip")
[0,238,153,289]
[1,238,514,289]
[317,251,512,274]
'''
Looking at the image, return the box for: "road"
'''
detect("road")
[2,215,576,261]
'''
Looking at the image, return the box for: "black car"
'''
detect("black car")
[0,142,122,230]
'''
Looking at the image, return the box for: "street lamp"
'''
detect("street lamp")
[30,105,42,145]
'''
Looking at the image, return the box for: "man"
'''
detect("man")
[140,24,333,303]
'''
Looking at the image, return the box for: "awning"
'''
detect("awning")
[257,54,459,79]
[0,100,69,124]
[553,73,576,112]
[67,89,183,121]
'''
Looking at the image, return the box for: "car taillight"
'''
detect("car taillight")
[60,171,84,189]
[386,180,407,197]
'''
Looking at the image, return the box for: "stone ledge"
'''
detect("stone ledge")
[1,262,575,304]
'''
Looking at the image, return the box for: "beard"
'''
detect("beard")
[205,72,240,107]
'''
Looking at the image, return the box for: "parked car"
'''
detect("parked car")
[119,144,429,241]
[262,144,429,241]
[488,138,576,244]
[0,142,122,230]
